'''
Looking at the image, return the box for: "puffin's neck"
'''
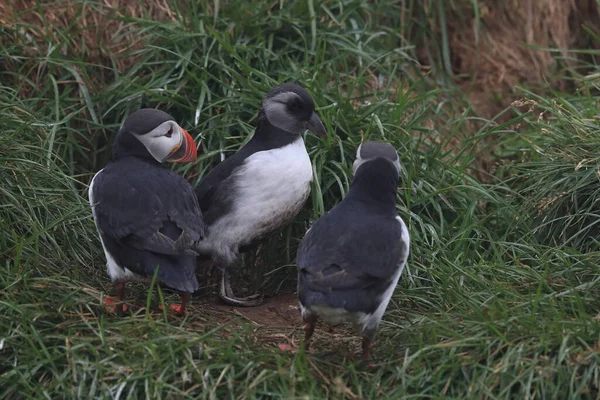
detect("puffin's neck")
[251,112,302,149]
[112,131,160,164]
[345,159,399,214]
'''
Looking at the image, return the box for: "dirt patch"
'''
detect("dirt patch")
[191,292,363,357]
[197,291,302,329]
[90,282,369,359]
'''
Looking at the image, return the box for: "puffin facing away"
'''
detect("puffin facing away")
[296,141,410,359]
[195,83,327,307]
[89,108,205,315]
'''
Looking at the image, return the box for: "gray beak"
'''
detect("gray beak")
[306,112,327,137]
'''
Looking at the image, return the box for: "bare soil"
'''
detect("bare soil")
[196,291,301,329]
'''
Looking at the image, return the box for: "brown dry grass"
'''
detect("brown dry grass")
[2,0,598,176]
[402,0,600,179]
[4,0,598,119]
[1,0,179,77]
[444,0,600,119]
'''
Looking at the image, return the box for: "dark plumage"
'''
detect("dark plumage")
[195,82,326,307]
[296,141,410,359]
[89,108,204,315]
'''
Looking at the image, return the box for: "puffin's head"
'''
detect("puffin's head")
[261,82,327,137]
[352,141,401,176]
[113,108,197,163]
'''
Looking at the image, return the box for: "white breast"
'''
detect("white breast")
[203,137,313,263]
[89,169,135,282]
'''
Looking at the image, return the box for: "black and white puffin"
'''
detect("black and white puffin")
[195,82,327,307]
[296,141,410,359]
[88,108,205,315]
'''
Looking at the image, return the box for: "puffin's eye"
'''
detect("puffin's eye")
[288,100,302,111]
[165,127,173,138]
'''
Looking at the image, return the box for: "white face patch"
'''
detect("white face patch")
[262,91,306,134]
[134,120,182,163]
[352,143,402,175]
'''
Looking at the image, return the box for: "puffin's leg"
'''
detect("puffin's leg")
[361,336,374,360]
[222,270,261,301]
[115,281,126,313]
[172,292,188,316]
[103,281,126,312]
[303,314,318,351]
[219,268,263,307]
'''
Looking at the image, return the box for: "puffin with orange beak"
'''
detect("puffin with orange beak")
[89,108,205,315]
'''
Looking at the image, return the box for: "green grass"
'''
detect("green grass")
[2,0,600,398]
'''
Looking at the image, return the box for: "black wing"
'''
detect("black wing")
[296,202,409,312]
[194,155,241,225]
[194,139,268,224]
[92,161,205,257]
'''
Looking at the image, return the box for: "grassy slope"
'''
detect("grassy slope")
[1,1,600,398]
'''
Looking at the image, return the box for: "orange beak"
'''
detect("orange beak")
[168,127,197,163]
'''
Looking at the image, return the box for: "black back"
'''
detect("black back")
[296,158,408,314]
[92,157,205,292]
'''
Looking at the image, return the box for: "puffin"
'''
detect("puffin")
[296,141,410,360]
[88,108,205,315]
[195,82,327,307]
